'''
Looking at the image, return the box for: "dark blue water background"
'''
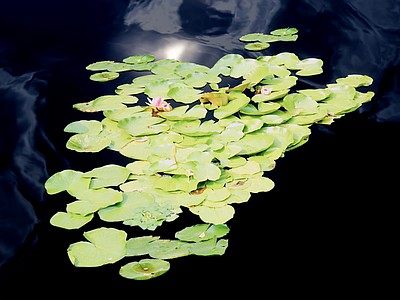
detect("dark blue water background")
[0,0,398,294]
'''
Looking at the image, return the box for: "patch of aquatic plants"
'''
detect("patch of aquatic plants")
[45,28,374,280]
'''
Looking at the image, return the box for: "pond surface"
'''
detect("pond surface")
[1,0,399,294]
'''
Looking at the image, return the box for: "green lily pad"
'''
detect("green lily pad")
[126,236,161,256]
[244,177,275,193]
[174,63,209,77]
[92,95,138,111]
[260,76,298,91]
[172,120,223,136]
[66,134,111,153]
[144,79,180,99]
[230,59,261,79]
[120,137,151,160]
[64,120,103,135]
[167,86,203,104]
[98,191,154,222]
[118,115,168,136]
[298,89,331,101]
[50,212,94,229]
[240,102,280,115]
[336,74,373,87]
[45,170,90,196]
[239,33,265,42]
[67,227,127,267]
[245,42,270,51]
[271,28,298,36]
[83,164,130,189]
[214,92,250,119]
[213,54,243,68]
[190,205,235,224]
[120,259,170,280]
[183,72,221,88]
[189,237,228,256]
[123,54,155,64]
[289,58,323,76]
[268,52,300,68]
[243,65,270,84]
[149,240,191,259]
[283,93,319,115]
[230,129,275,155]
[175,224,229,242]
[194,163,221,181]
[86,61,115,71]
[158,105,207,120]
[230,161,261,175]
[260,109,293,125]
[252,89,290,102]
[67,188,123,216]
[90,71,119,82]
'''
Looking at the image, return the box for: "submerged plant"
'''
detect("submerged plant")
[45,28,374,280]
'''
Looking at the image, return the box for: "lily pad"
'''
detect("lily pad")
[174,63,209,77]
[175,224,229,242]
[336,74,373,87]
[298,89,331,101]
[45,170,90,196]
[283,93,319,115]
[67,227,127,267]
[270,28,298,36]
[64,120,103,135]
[149,240,191,259]
[83,164,130,189]
[260,76,298,91]
[213,54,243,68]
[240,102,280,115]
[118,115,168,137]
[189,237,228,256]
[90,71,119,82]
[67,188,123,216]
[66,134,110,153]
[239,33,265,42]
[144,79,180,99]
[126,236,161,256]
[214,92,250,119]
[268,52,300,68]
[190,205,235,224]
[158,105,207,120]
[183,72,221,88]
[230,59,261,79]
[252,89,290,102]
[50,212,94,229]
[120,259,170,280]
[167,86,203,104]
[86,61,115,71]
[123,54,155,64]
[194,163,221,181]
[245,42,270,51]
[98,191,154,222]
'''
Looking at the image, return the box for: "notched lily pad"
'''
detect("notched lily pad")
[120,259,170,280]
[50,212,93,229]
[90,71,119,82]
[66,134,111,153]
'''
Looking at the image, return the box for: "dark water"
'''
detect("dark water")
[0,0,398,294]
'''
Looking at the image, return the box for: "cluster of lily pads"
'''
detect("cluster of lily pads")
[45,28,374,280]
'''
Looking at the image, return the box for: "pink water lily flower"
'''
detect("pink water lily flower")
[260,87,273,95]
[146,96,172,112]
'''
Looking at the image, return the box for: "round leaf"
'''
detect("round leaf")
[245,42,270,51]
[90,71,119,82]
[50,212,93,229]
[66,134,110,153]
[190,205,235,224]
[193,163,221,181]
[67,227,127,267]
[119,259,170,280]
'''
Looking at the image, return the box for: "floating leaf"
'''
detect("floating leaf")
[194,163,221,181]
[230,59,261,79]
[126,236,160,256]
[213,54,243,68]
[240,102,280,115]
[64,120,103,135]
[298,89,331,101]
[200,92,229,106]
[45,170,90,196]
[245,42,270,51]
[270,28,298,36]
[183,72,221,88]
[123,54,155,64]
[244,177,275,193]
[239,33,265,42]
[260,76,298,91]
[174,63,209,77]
[252,89,290,102]
[268,52,300,68]
[84,164,130,189]
[336,74,373,87]
[118,115,168,136]
[243,65,270,84]
[230,161,261,175]
[190,205,235,224]
[90,71,119,82]
[289,58,323,76]
[172,120,223,136]
[189,237,228,256]
[175,224,229,242]
[86,61,115,71]
[260,109,293,125]
[67,227,127,267]
[149,240,191,259]
[214,92,250,119]
[67,188,123,216]
[120,259,170,280]
[144,79,180,99]
[158,105,207,120]
[98,191,154,222]
[50,212,93,229]
[283,93,319,115]
[167,86,203,104]
[230,129,275,155]
[66,134,110,153]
